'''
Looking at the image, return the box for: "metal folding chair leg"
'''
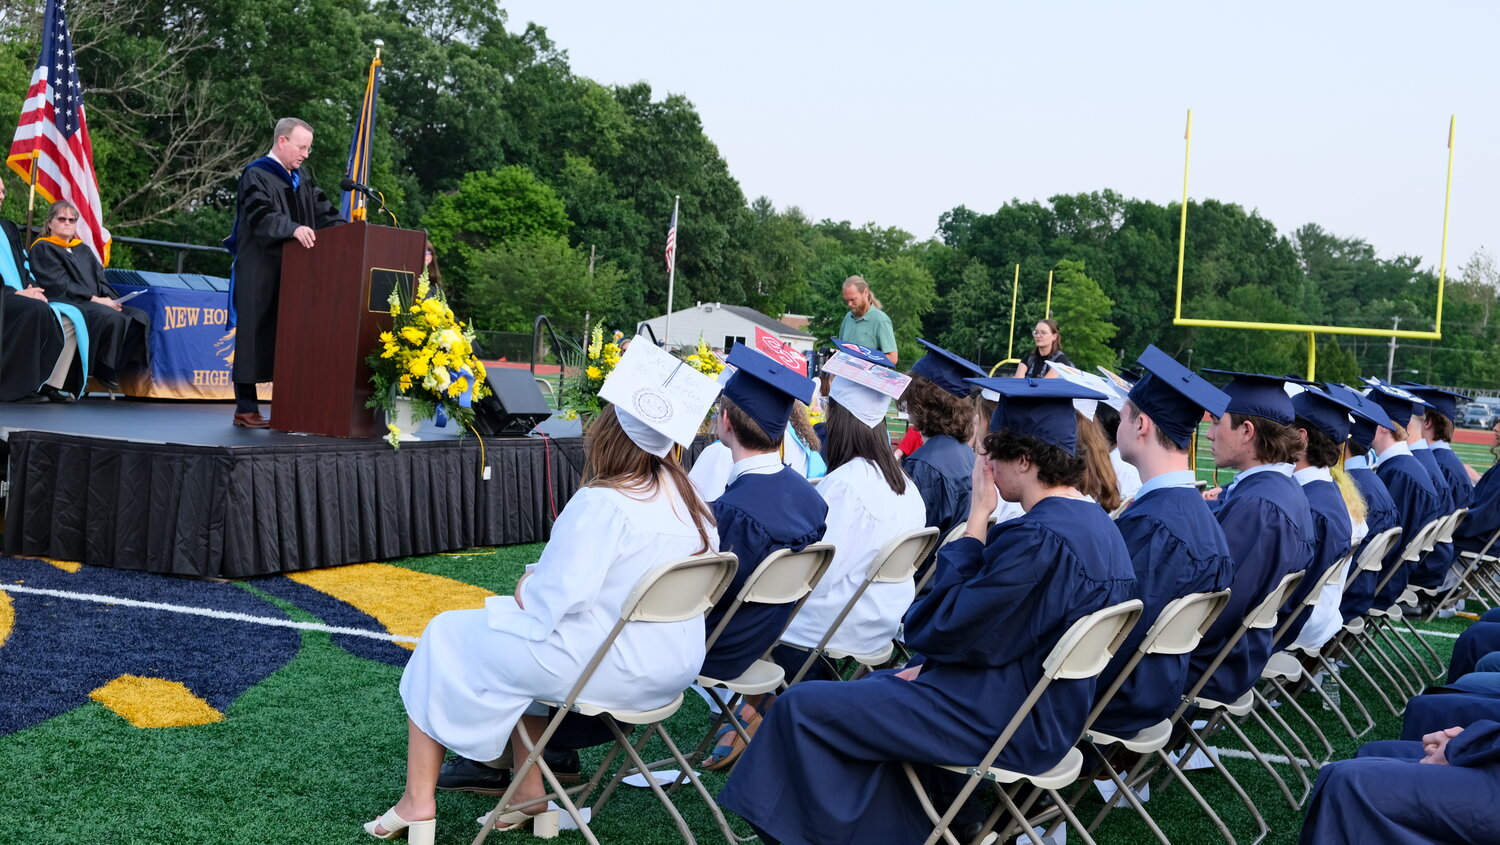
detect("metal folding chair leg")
[1331,636,1403,717]
[1163,726,1267,845]
[1312,652,1377,738]
[1218,708,1306,809]
[1077,747,1171,845]
[1264,677,1335,760]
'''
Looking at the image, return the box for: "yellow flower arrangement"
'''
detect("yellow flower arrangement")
[366,269,491,446]
[560,320,622,423]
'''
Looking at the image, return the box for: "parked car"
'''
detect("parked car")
[1461,405,1494,429]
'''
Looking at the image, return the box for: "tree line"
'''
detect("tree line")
[1,0,1494,387]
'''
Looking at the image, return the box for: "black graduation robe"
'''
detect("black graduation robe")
[1298,720,1500,845]
[29,237,146,375]
[1188,469,1314,704]
[226,159,343,383]
[1096,482,1233,736]
[0,286,63,400]
[1339,466,1400,622]
[718,497,1136,845]
[700,465,828,681]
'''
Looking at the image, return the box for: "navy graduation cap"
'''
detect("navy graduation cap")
[1291,386,1355,445]
[1399,382,1471,422]
[1127,344,1230,449]
[722,344,816,442]
[910,338,986,397]
[1201,369,1304,426]
[964,377,1108,456]
[1362,378,1426,429]
[830,338,894,368]
[1325,382,1394,452]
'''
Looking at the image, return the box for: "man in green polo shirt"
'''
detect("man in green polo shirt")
[839,275,898,364]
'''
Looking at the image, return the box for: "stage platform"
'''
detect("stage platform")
[0,399,674,578]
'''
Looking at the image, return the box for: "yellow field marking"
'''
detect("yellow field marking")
[25,557,82,573]
[0,591,12,648]
[90,675,225,728]
[288,563,495,650]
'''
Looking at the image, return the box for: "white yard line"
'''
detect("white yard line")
[0,584,417,644]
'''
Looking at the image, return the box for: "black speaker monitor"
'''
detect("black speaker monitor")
[474,368,552,436]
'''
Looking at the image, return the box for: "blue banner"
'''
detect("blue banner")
[112,284,264,400]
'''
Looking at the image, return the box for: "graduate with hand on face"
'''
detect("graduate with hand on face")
[719,377,1137,845]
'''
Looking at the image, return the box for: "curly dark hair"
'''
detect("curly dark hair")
[1228,413,1302,465]
[901,373,974,442]
[981,430,1086,489]
[1296,417,1343,469]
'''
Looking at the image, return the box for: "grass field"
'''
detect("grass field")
[0,537,1472,845]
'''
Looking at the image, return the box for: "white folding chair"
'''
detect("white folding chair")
[782,527,941,686]
[901,599,1145,845]
[1361,515,1449,696]
[1450,524,1500,611]
[914,516,999,596]
[475,553,738,845]
[1074,590,1232,845]
[677,544,836,773]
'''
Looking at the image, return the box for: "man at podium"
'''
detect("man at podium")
[225,117,344,428]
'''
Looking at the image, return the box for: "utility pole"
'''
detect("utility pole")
[1386,316,1400,382]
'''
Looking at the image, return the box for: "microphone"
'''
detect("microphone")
[340,176,376,195]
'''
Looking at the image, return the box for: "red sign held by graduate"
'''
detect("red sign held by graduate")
[754,327,807,375]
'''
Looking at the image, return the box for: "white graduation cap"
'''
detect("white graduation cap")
[1048,361,1124,419]
[601,335,723,457]
[822,350,912,427]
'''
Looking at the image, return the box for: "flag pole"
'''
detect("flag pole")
[25,150,39,238]
[663,194,680,347]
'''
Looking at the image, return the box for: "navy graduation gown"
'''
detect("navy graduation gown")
[1188,470,1314,704]
[1433,446,1475,509]
[1413,447,1455,512]
[1339,467,1400,622]
[1401,693,1500,742]
[1376,454,1444,599]
[1298,720,1500,845]
[1448,621,1500,682]
[718,497,1136,845]
[1095,486,1233,736]
[1411,447,1459,588]
[701,467,828,680]
[1455,463,1500,556]
[903,434,976,540]
[1275,479,1353,651]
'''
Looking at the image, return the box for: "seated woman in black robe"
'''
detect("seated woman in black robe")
[29,201,147,389]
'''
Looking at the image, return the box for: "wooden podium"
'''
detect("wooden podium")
[272,221,426,437]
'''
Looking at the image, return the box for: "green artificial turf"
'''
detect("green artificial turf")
[0,541,1470,844]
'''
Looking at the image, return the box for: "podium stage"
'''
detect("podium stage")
[1,400,611,578]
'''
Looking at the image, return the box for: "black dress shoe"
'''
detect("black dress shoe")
[436,751,583,794]
[39,385,75,403]
[15,392,49,403]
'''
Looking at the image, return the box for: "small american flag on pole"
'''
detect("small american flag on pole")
[664,203,678,273]
[7,0,111,263]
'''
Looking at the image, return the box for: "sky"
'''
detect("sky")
[499,1,1497,273]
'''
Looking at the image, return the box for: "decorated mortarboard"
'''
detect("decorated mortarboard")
[1048,361,1122,419]
[1399,382,1471,422]
[1127,345,1230,449]
[1291,385,1355,445]
[910,338,986,397]
[600,335,723,457]
[963,377,1108,456]
[1200,369,1304,426]
[1326,382,1392,452]
[722,343,816,441]
[1361,378,1426,429]
[822,338,910,427]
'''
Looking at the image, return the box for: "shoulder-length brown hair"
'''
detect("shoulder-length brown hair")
[582,404,716,554]
[824,400,907,495]
[1074,411,1121,512]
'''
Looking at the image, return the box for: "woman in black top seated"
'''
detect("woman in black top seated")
[1014,318,1072,379]
[30,201,147,389]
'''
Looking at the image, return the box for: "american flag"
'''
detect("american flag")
[7,0,111,264]
[664,203,677,274]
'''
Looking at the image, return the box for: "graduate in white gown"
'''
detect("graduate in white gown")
[364,349,722,842]
[777,339,925,667]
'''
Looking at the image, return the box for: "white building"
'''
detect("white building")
[638,302,815,353]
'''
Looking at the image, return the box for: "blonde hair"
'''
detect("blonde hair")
[788,402,820,453]
[1330,461,1368,525]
